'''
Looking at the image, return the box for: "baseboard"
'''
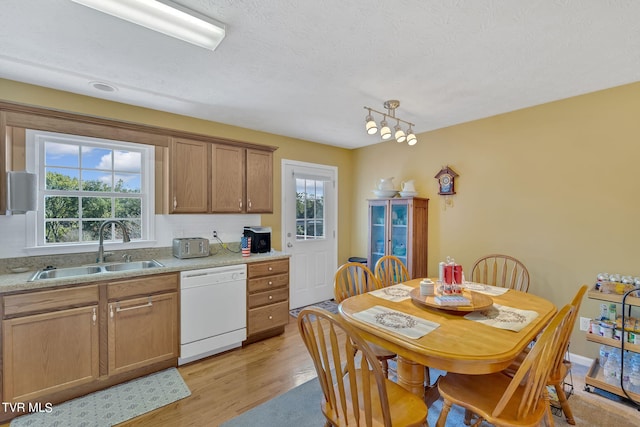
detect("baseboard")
[569,351,593,368]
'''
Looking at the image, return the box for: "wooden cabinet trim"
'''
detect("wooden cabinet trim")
[248,259,289,278]
[107,273,178,301]
[0,101,278,152]
[2,285,99,318]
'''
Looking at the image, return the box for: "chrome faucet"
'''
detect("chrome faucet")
[97,220,130,263]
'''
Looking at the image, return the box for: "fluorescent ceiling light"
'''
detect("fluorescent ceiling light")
[71,0,226,51]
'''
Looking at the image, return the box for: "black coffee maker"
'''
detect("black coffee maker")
[243,226,271,253]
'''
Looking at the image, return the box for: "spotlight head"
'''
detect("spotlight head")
[365,114,378,135]
[394,125,406,143]
[380,120,391,140]
[407,130,417,146]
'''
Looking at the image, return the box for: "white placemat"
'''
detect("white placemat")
[463,281,510,296]
[353,305,439,339]
[369,283,414,302]
[464,303,539,332]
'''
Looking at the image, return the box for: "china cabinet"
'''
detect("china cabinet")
[584,287,640,402]
[367,197,429,279]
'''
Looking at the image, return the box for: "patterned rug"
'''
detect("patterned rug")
[289,299,339,318]
[10,368,190,427]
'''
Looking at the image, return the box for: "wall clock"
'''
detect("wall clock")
[434,166,459,195]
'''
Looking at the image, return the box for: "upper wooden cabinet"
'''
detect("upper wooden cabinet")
[245,148,274,213]
[211,144,245,212]
[170,138,210,213]
[170,138,274,214]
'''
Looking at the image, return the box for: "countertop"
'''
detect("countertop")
[0,251,290,294]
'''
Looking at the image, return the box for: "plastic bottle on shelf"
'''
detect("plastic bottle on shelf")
[629,362,640,394]
[621,352,631,390]
[599,345,611,368]
[603,350,620,385]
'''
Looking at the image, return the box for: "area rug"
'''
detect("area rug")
[10,368,191,427]
[220,375,636,427]
[289,299,339,318]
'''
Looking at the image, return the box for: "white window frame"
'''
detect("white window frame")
[25,130,155,254]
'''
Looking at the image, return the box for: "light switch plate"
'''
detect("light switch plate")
[579,317,591,332]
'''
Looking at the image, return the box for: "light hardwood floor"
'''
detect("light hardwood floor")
[122,317,316,426]
[3,316,638,426]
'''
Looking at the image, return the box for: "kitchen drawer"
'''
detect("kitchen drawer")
[3,285,99,318]
[107,273,178,301]
[247,273,288,294]
[247,301,289,335]
[248,288,288,309]
[247,259,289,278]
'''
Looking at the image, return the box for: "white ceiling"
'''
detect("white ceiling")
[2,0,640,149]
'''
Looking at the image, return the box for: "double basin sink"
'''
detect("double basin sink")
[28,260,164,281]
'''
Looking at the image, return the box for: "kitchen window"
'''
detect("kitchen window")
[26,130,155,248]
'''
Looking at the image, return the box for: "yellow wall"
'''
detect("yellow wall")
[353,82,640,358]
[0,79,354,264]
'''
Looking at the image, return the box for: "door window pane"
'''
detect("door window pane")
[296,178,325,240]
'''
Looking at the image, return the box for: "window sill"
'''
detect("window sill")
[23,240,158,257]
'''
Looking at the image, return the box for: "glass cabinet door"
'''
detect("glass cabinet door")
[390,200,408,265]
[369,202,388,269]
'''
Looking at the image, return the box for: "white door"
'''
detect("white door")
[282,160,337,309]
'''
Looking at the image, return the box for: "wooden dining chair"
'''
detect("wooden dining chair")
[547,284,588,425]
[297,307,428,427]
[333,262,396,378]
[470,254,530,292]
[374,255,411,287]
[436,304,573,427]
[493,285,587,425]
[334,261,382,301]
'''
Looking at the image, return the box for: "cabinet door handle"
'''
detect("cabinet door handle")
[92,307,97,325]
[173,196,177,209]
[268,281,273,285]
[268,315,273,320]
[248,199,252,210]
[239,199,243,211]
[110,304,114,319]
[116,297,153,313]
[268,295,273,300]
[268,267,273,271]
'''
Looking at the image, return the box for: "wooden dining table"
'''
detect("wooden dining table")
[339,278,557,402]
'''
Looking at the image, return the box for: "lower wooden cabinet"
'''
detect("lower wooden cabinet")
[108,292,178,375]
[246,259,290,342]
[0,273,178,421]
[2,305,99,402]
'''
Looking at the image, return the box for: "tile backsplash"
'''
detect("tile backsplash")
[0,213,260,261]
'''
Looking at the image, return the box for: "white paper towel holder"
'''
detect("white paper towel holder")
[7,171,38,214]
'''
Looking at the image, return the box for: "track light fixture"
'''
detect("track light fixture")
[364,100,417,145]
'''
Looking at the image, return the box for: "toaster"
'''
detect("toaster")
[172,237,210,259]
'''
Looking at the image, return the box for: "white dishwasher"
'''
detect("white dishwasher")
[179,264,247,365]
